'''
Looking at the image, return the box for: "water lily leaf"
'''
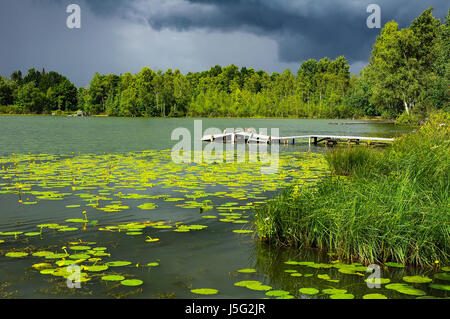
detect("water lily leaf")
[365,278,391,285]
[102,275,125,281]
[32,251,54,257]
[386,283,426,296]
[24,232,41,237]
[121,279,143,287]
[330,294,355,299]
[363,293,388,299]
[322,289,347,295]
[441,266,450,272]
[232,230,254,234]
[69,254,91,260]
[147,262,159,267]
[106,261,132,267]
[86,265,109,272]
[190,288,219,295]
[234,281,261,287]
[402,276,432,284]
[58,227,78,232]
[298,288,319,295]
[265,290,290,297]
[429,284,450,291]
[5,252,28,258]
[32,263,53,269]
[237,268,256,273]
[246,284,272,291]
[434,273,450,281]
[290,273,303,277]
[70,246,91,251]
[66,219,86,223]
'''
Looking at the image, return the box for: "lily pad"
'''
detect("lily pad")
[24,232,41,237]
[298,288,319,295]
[106,261,132,267]
[363,293,388,299]
[69,246,91,251]
[102,275,125,281]
[5,252,28,258]
[265,290,290,297]
[237,268,256,273]
[386,283,426,296]
[86,265,109,272]
[121,279,143,287]
[434,273,450,281]
[429,283,450,291]
[365,278,391,285]
[330,294,355,299]
[190,288,219,295]
[32,251,54,257]
[322,288,348,295]
[147,262,159,267]
[402,276,432,284]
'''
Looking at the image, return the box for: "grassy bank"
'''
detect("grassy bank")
[254,112,449,267]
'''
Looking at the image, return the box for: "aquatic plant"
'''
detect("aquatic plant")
[255,113,450,266]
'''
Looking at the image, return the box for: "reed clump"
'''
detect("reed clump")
[255,112,449,267]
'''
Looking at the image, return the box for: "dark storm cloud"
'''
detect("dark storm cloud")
[1,0,448,86]
[127,0,448,63]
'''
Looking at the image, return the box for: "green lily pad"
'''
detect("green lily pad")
[330,294,355,299]
[402,276,432,284]
[365,278,391,285]
[86,265,108,272]
[191,288,219,295]
[265,290,290,297]
[441,266,450,272]
[32,251,54,257]
[233,230,254,234]
[246,284,272,291]
[24,232,41,237]
[386,283,426,296]
[237,268,256,273]
[363,293,388,299]
[106,261,132,267]
[290,273,303,277]
[58,227,78,232]
[66,219,86,223]
[322,288,347,295]
[429,283,450,291]
[121,279,143,287]
[147,262,159,267]
[5,252,28,258]
[299,288,319,295]
[434,273,450,281]
[234,281,262,287]
[69,246,91,251]
[70,254,91,260]
[102,275,125,281]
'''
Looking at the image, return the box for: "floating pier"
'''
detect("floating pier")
[201,129,395,146]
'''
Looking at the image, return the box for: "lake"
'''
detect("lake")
[0,116,445,299]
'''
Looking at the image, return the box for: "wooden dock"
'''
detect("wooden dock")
[201,130,394,146]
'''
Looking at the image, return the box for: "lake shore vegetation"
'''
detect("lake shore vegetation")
[0,8,448,121]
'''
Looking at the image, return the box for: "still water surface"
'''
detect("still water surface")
[0,116,445,299]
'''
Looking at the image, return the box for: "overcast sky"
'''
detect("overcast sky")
[0,0,447,86]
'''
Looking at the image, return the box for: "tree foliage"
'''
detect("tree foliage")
[1,8,447,119]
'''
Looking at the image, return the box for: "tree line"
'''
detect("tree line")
[0,8,448,120]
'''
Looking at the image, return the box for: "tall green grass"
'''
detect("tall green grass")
[255,112,449,267]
